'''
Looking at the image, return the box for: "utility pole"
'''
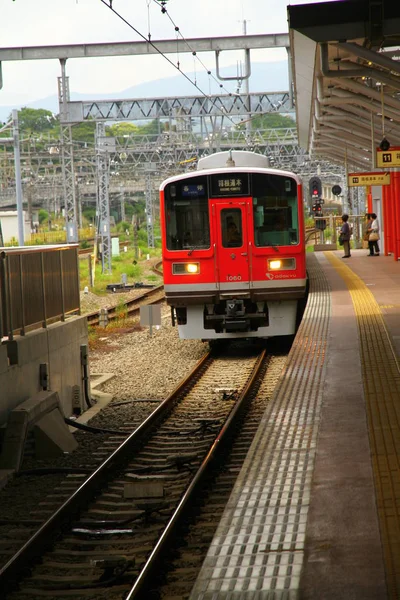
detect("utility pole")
[242,20,252,140]
[96,122,114,274]
[133,215,139,260]
[0,113,26,245]
[120,186,125,222]
[76,182,82,229]
[58,59,78,243]
[144,163,155,248]
[27,183,33,232]
[12,110,25,245]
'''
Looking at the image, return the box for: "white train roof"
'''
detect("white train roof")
[160,151,301,190]
[197,150,269,170]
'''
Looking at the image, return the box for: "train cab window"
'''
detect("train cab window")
[164,178,211,251]
[222,209,243,248]
[252,173,299,247]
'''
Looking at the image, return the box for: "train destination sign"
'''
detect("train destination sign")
[210,174,249,197]
[376,147,400,168]
[348,172,391,187]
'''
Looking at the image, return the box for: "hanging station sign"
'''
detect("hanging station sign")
[348,172,391,187]
[376,147,400,168]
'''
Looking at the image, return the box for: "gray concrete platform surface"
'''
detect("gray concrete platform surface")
[190,249,400,599]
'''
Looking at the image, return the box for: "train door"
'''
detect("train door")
[212,202,251,288]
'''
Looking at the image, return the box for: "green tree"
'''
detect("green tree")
[106,122,140,140]
[130,198,146,225]
[71,121,96,146]
[9,108,56,133]
[82,208,96,222]
[124,203,135,218]
[137,119,163,136]
[38,209,49,224]
[239,113,296,130]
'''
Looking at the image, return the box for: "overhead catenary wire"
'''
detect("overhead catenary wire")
[152,0,234,97]
[149,3,295,134]
[99,0,240,128]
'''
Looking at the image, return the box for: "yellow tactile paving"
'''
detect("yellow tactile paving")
[325,252,400,598]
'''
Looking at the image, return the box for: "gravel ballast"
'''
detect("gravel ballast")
[89,303,207,402]
[0,292,208,562]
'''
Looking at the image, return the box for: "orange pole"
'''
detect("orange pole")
[389,179,396,258]
[389,175,397,259]
[366,185,373,213]
[393,171,400,261]
[382,185,391,256]
[388,178,395,257]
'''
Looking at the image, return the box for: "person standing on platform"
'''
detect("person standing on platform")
[363,214,373,250]
[367,212,380,256]
[340,214,351,258]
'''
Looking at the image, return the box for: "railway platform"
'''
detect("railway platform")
[190,249,400,600]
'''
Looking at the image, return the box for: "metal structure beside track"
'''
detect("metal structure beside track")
[84,261,164,326]
[0,348,271,598]
[85,284,165,326]
[0,350,213,594]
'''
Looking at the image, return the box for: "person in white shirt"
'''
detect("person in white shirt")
[367,213,380,256]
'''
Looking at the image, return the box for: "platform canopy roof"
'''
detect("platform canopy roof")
[288,0,400,171]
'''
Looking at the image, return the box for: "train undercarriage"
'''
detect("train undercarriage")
[172,297,301,340]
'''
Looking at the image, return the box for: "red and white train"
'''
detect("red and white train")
[160,150,307,342]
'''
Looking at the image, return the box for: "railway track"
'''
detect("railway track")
[77,240,130,256]
[305,226,322,243]
[85,261,164,326]
[85,285,165,326]
[131,348,289,600]
[0,344,286,600]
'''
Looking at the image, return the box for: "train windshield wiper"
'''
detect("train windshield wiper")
[187,244,205,256]
[265,243,280,252]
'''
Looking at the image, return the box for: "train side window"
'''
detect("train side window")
[221,209,242,248]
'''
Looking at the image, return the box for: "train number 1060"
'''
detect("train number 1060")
[226,275,242,281]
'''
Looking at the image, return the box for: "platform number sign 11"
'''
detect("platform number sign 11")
[376,147,400,168]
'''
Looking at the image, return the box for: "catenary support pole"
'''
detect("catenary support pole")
[12,109,24,246]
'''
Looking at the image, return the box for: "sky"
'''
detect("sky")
[0,0,336,110]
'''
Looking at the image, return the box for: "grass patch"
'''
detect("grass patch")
[88,318,143,350]
[115,299,128,320]
[79,247,162,293]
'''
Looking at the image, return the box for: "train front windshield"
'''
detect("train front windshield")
[163,172,299,250]
[164,177,211,251]
[252,173,299,247]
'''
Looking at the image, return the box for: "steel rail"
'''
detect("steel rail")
[85,284,165,325]
[85,261,164,325]
[0,350,212,595]
[126,349,267,599]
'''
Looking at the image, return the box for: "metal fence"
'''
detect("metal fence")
[24,228,94,246]
[0,245,80,340]
[312,214,365,247]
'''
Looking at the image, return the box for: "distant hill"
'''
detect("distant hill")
[0,60,289,123]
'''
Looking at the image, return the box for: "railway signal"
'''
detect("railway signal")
[309,176,322,200]
[312,201,326,230]
[315,218,327,231]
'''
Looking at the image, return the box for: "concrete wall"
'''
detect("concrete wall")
[0,316,88,427]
